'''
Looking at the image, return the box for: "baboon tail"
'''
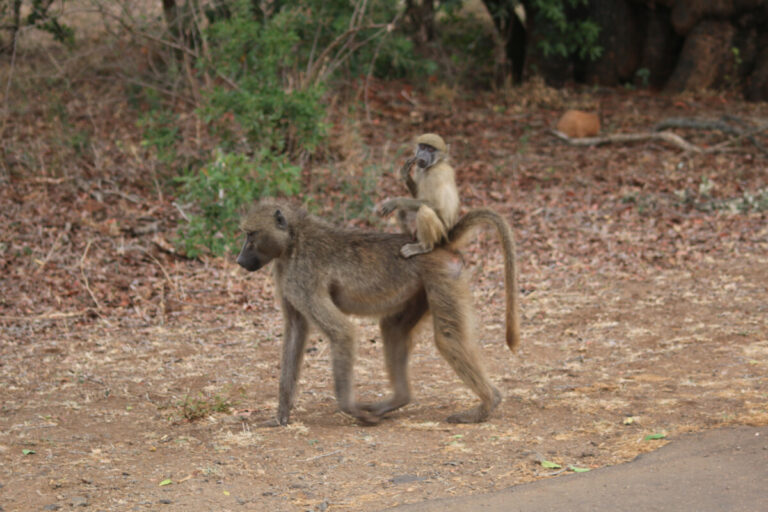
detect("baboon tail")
[447,208,521,351]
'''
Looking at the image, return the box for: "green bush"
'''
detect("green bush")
[175,150,301,258]
[532,0,602,61]
[200,4,328,154]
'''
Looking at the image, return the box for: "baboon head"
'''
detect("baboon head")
[237,200,293,272]
[414,133,447,169]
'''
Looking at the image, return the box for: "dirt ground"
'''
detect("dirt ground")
[2,83,768,511]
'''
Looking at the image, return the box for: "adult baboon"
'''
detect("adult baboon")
[237,199,520,426]
[378,133,460,258]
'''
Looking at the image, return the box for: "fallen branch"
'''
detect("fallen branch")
[654,116,768,155]
[0,310,91,322]
[653,117,741,136]
[707,121,768,155]
[550,130,702,153]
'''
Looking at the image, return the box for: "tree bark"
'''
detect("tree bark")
[583,0,645,85]
[665,20,736,92]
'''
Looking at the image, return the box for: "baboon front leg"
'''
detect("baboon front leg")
[362,291,428,418]
[310,298,381,425]
[428,279,501,423]
[265,299,309,427]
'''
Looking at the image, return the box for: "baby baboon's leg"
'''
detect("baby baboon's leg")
[270,299,310,426]
[427,276,501,423]
[362,291,428,418]
[401,205,447,258]
[309,297,380,425]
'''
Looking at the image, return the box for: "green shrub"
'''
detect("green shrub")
[531,0,602,61]
[175,150,301,258]
[200,4,328,154]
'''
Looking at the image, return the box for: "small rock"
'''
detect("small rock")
[158,499,172,505]
[43,505,61,511]
[70,496,89,507]
[390,474,427,485]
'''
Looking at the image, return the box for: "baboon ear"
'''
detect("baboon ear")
[274,209,288,230]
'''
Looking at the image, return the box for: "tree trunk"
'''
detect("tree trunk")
[582,0,645,85]
[745,31,768,101]
[405,0,436,45]
[519,0,574,86]
[481,0,527,85]
[520,0,768,101]
[665,20,736,92]
[638,4,683,88]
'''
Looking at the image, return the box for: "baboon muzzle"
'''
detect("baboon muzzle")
[237,253,263,272]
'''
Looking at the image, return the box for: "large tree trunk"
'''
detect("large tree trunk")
[665,20,737,92]
[745,31,768,100]
[638,4,683,88]
[481,0,527,85]
[404,0,436,45]
[519,0,574,86]
[519,0,768,101]
[582,0,645,85]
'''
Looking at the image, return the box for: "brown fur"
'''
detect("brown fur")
[237,199,520,426]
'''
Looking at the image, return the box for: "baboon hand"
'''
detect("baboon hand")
[400,156,417,179]
[377,199,398,217]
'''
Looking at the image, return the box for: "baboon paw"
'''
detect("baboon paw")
[259,417,286,428]
[377,201,396,216]
[359,399,408,418]
[446,407,489,424]
[345,407,382,426]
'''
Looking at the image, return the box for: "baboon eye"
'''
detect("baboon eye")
[418,144,436,153]
[274,210,287,230]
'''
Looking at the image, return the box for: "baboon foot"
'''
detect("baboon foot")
[446,388,501,424]
[259,416,286,428]
[343,405,383,426]
[400,242,431,258]
[359,396,410,418]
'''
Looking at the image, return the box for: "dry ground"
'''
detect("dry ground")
[2,81,768,511]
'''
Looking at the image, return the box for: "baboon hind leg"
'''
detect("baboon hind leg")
[401,205,446,258]
[428,277,501,423]
[361,291,428,418]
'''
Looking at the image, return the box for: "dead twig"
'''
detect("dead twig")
[654,116,768,155]
[35,226,69,274]
[550,130,702,153]
[653,117,741,136]
[0,310,90,322]
[705,122,768,155]
[80,240,102,311]
[302,449,342,462]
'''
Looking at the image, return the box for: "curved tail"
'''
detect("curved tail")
[446,208,521,351]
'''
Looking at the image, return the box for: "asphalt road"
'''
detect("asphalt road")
[386,425,768,512]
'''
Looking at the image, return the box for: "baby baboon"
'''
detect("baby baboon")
[237,199,521,426]
[378,133,460,258]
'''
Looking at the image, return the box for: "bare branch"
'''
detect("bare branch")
[550,130,703,153]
